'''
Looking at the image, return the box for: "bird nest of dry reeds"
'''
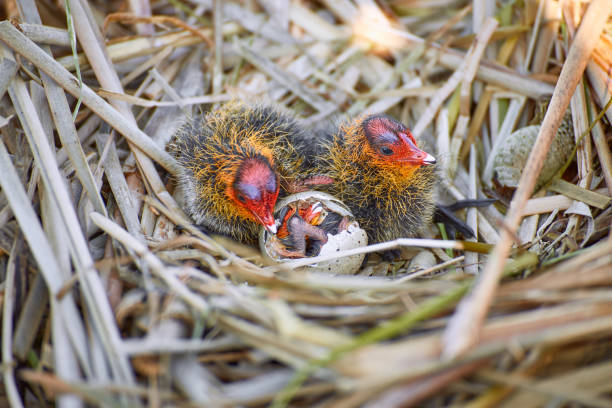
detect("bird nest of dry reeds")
[1,0,612,407]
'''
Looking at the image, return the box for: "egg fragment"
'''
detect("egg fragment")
[259,191,368,274]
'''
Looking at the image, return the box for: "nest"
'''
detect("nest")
[1,0,612,406]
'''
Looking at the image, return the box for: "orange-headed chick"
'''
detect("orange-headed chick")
[307,114,437,246]
[167,102,328,245]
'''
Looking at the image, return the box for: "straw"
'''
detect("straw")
[443,0,612,358]
[1,1,611,407]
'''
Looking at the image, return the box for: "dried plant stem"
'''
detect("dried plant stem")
[97,89,231,107]
[9,75,139,395]
[12,274,48,360]
[387,27,554,98]
[235,40,336,113]
[275,251,539,408]
[465,146,479,275]
[478,368,612,407]
[459,86,493,160]
[63,0,84,119]
[212,0,223,99]
[2,241,24,408]
[90,213,210,314]
[482,96,527,185]
[94,134,143,242]
[450,17,498,174]
[590,98,612,195]
[442,0,612,359]
[17,0,107,216]
[549,179,611,209]
[412,56,468,138]
[0,21,180,174]
[356,359,489,408]
[283,238,489,269]
[0,138,92,376]
[521,192,602,216]
[103,13,213,47]
[0,45,17,100]
[18,23,70,46]
[69,0,181,218]
[271,278,472,408]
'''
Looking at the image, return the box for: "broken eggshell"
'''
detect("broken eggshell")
[259,191,368,274]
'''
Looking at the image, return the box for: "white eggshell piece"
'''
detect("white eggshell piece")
[308,223,368,274]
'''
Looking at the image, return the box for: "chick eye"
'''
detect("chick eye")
[237,194,247,203]
[380,146,394,156]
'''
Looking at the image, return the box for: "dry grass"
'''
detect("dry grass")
[1,0,612,407]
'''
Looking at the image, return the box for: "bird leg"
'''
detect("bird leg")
[286,175,334,193]
[443,199,496,211]
[380,249,402,262]
[434,199,496,238]
[275,214,329,258]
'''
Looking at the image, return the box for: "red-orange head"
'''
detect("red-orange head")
[228,156,279,234]
[362,115,436,166]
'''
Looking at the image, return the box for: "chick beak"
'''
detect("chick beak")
[400,149,437,166]
[265,221,278,234]
[398,132,437,166]
[259,211,277,234]
[422,152,436,165]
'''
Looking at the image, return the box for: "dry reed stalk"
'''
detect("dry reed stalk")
[95,133,144,244]
[54,23,241,70]
[103,12,214,47]
[482,96,527,185]
[18,0,107,217]
[464,146,479,275]
[19,23,71,46]
[449,17,498,176]
[359,359,489,408]
[11,274,47,361]
[548,179,611,209]
[340,302,612,380]
[2,240,23,408]
[459,85,493,160]
[0,138,92,376]
[1,1,611,407]
[590,96,612,195]
[479,363,612,408]
[0,21,179,173]
[96,89,231,107]
[71,0,182,226]
[290,0,349,41]
[443,0,612,359]
[0,45,17,99]
[522,192,586,216]
[443,176,501,244]
[9,76,137,388]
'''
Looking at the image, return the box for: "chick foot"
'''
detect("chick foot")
[286,175,334,193]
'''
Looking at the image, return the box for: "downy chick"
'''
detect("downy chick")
[167,102,330,245]
[305,114,437,245]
